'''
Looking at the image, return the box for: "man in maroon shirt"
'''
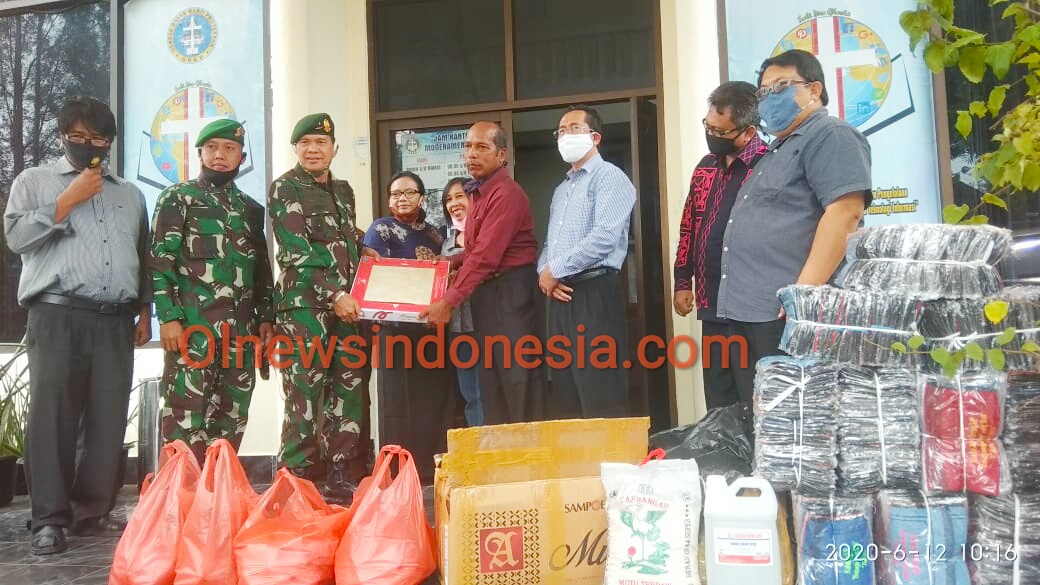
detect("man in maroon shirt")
[422,121,545,423]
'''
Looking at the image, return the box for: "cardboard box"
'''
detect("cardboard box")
[436,474,608,585]
[441,417,649,486]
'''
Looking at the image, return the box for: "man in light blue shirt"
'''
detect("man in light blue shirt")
[538,105,636,418]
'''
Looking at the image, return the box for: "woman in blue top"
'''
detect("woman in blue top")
[441,177,483,427]
[361,171,456,484]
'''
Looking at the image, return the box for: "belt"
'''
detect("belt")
[34,293,134,315]
[561,267,618,285]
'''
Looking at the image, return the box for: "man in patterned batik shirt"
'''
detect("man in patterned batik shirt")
[268,113,370,502]
[674,82,768,408]
[150,119,274,465]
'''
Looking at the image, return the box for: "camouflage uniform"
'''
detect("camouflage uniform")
[150,177,273,462]
[269,163,370,481]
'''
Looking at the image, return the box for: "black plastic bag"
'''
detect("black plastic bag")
[649,403,754,483]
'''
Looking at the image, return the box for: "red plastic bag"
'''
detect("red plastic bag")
[109,441,201,585]
[335,445,436,585]
[175,439,259,585]
[234,468,350,585]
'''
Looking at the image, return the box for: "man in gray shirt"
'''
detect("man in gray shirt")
[3,97,151,555]
[715,50,871,402]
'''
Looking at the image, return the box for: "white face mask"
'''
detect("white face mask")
[557,133,594,164]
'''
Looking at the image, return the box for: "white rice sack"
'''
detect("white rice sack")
[601,457,702,585]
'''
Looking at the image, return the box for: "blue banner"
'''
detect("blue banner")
[724,1,943,225]
[121,0,268,336]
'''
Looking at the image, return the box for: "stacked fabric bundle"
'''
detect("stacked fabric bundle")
[839,224,1010,300]
[778,285,921,367]
[1003,373,1040,493]
[753,356,841,496]
[795,495,876,585]
[971,494,1040,585]
[837,367,920,494]
[876,491,969,585]
[919,372,1010,497]
[845,224,1012,265]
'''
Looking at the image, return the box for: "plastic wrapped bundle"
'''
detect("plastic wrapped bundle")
[1003,372,1040,493]
[919,286,1040,338]
[839,259,1001,300]
[837,367,920,494]
[795,495,876,585]
[970,494,1040,585]
[753,356,840,495]
[846,224,1012,264]
[919,372,1011,496]
[778,285,920,367]
[876,491,969,585]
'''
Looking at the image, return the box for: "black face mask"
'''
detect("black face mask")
[200,165,239,188]
[705,132,740,156]
[62,138,108,169]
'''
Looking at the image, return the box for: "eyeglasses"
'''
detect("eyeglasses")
[65,133,110,147]
[702,119,743,138]
[552,124,596,140]
[389,189,421,200]
[755,79,811,100]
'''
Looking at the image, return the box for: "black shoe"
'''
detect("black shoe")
[71,515,126,537]
[31,525,67,555]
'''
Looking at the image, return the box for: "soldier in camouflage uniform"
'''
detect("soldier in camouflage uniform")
[150,119,274,465]
[269,113,370,500]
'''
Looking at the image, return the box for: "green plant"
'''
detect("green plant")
[0,345,29,459]
[896,1,1040,374]
[901,0,1040,224]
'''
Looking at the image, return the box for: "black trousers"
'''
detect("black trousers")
[469,264,547,424]
[376,323,456,484]
[24,302,134,529]
[701,320,741,410]
[728,318,787,405]
[547,272,629,419]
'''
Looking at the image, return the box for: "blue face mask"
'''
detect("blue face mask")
[759,85,813,134]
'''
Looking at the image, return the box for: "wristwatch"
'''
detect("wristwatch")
[332,290,347,303]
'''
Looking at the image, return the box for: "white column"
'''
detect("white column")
[658,0,722,425]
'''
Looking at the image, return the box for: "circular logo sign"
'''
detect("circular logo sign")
[167,8,217,64]
[149,86,237,183]
[772,16,891,128]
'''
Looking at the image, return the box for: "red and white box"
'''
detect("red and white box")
[349,256,450,323]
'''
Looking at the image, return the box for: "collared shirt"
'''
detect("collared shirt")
[442,168,539,308]
[537,153,636,279]
[4,156,152,308]
[674,135,767,322]
[268,164,359,312]
[716,109,872,323]
[150,177,273,338]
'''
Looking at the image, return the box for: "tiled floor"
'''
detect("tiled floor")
[0,485,440,585]
[0,490,135,585]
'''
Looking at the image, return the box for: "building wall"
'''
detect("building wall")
[658,0,719,424]
[118,0,717,457]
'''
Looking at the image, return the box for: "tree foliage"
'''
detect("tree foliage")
[901,0,1040,222]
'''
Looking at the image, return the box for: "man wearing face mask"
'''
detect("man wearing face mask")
[267,113,371,502]
[716,49,872,399]
[4,97,151,554]
[150,118,274,466]
[537,105,636,418]
[674,82,768,408]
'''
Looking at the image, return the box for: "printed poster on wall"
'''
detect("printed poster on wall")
[724,1,943,225]
[395,127,469,229]
[122,0,268,336]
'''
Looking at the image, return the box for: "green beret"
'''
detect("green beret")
[195,119,245,147]
[291,113,335,144]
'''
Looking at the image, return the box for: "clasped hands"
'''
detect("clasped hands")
[538,267,573,303]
